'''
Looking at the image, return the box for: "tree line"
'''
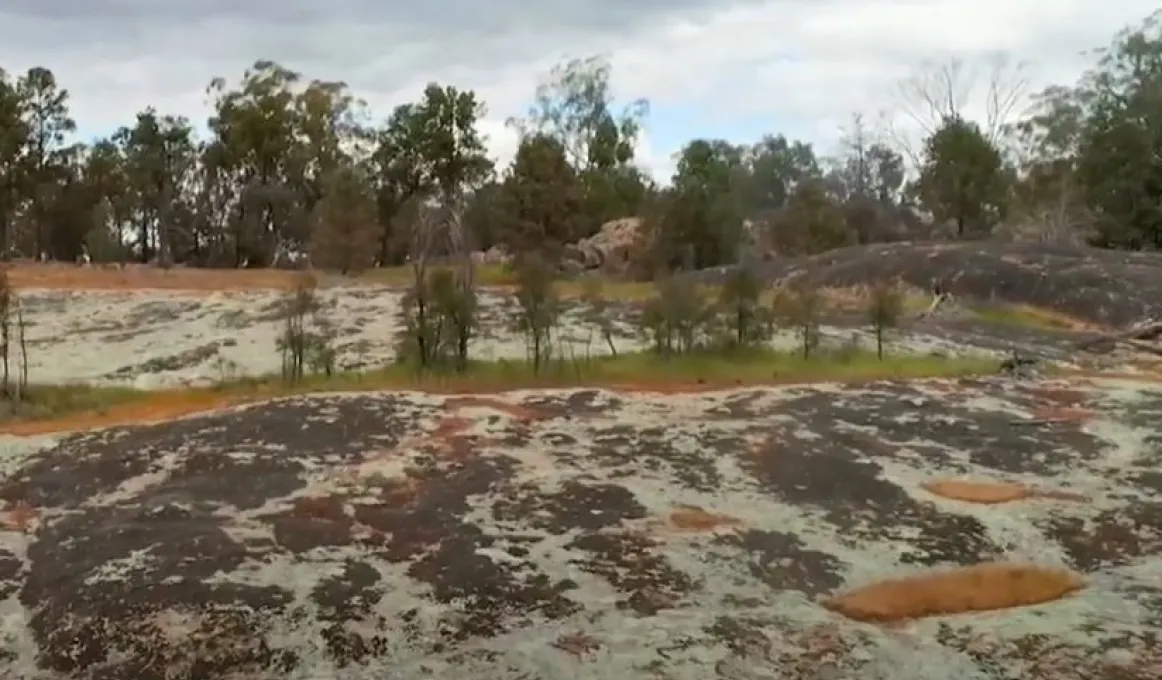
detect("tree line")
[0,10,1158,275]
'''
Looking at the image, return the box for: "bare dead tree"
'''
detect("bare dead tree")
[881,55,1030,170]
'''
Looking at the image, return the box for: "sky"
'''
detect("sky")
[1,0,1158,182]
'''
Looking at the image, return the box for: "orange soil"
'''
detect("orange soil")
[0,500,38,533]
[0,391,247,436]
[1023,386,1091,406]
[0,376,912,436]
[4,262,309,292]
[923,479,1087,504]
[667,505,742,532]
[822,563,1086,623]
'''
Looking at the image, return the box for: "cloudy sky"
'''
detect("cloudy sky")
[1,0,1157,180]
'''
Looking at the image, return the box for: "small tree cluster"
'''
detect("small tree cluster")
[638,267,778,356]
[276,273,337,386]
[510,253,561,374]
[772,284,822,359]
[867,280,905,359]
[395,266,478,372]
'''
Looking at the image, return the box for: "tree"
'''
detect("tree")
[206,60,306,266]
[309,165,378,274]
[17,67,76,258]
[494,133,588,259]
[0,69,25,259]
[767,179,853,255]
[915,116,1009,238]
[886,56,1028,170]
[115,109,197,263]
[653,139,747,270]
[511,56,652,227]
[741,134,822,213]
[1073,11,1162,249]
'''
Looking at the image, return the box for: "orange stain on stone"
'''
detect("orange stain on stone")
[822,563,1085,623]
[667,505,742,532]
[923,479,1088,504]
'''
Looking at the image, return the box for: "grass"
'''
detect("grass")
[0,347,1000,433]
[970,303,1094,331]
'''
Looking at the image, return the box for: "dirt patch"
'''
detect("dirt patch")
[822,563,1086,622]
[923,479,1087,504]
[6,263,309,292]
[667,505,742,532]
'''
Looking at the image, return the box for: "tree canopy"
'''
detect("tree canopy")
[0,10,1160,272]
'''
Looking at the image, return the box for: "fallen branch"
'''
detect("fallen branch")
[1077,319,1162,351]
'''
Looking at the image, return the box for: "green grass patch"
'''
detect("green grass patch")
[0,348,1001,428]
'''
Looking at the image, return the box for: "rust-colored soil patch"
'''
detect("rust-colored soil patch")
[5,262,308,292]
[667,505,742,532]
[923,480,1088,504]
[0,391,241,436]
[924,480,1032,504]
[1024,386,1090,407]
[822,563,1085,623]
[0,500,38,533]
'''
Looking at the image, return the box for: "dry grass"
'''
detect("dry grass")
[971,303,1099,332]
[822,563,1086,623]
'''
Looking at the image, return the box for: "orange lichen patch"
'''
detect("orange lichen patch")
[0,500,39,533]
[1030,406,1095,423]
[822,563,1086,623]
[667,505,742,532]
[923,479,1033,504]
[924,479,1088,504]
[0,391,242,436]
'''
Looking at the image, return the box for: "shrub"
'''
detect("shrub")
[867,280,904,360]
[717,266,773,349]
[773,284,822,360]
[639,274,708,355]
[511,253,561,375]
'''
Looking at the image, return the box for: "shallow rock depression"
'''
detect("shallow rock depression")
[1,378,1161,679]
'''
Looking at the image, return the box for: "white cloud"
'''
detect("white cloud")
[0,0,1157,182]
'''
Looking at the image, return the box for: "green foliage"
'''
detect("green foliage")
[430,268,478,372]
[639,275,709,355]
[916,116,1009,238]
[276,274,336,386]
[579,277,619,358]
[494,133,590,260]
[717,266,774,348]
[2,12,1162,272]
[773,285,822,360]
[510,253,561,374]
[867,281,904,360]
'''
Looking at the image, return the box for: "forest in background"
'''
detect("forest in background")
[0,10,1159,275]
